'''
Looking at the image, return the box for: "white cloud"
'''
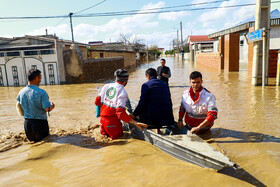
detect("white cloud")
[158,11,191,21]
[72,2,164,42]
[197,0,255,28]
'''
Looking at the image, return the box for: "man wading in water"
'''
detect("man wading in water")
[17,69,55,142]
[177,71,218,134]
[95,69,147,139]
[157,58,171,85]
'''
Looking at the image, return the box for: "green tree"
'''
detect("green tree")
[149,45,161,57]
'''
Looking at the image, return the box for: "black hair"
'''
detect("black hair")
[28,69,41,81]
[189,71,202,80]
[161,58,166,62]
[145,68,157,77]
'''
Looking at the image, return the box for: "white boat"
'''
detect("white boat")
[124,99,266,186]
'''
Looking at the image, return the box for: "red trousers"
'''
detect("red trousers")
[100,116,123,139]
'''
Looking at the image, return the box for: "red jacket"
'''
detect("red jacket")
[179,87,218,127]
[95,82,131,123]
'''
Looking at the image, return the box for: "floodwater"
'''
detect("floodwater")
[0,57,280,186]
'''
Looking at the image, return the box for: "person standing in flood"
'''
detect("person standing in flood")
[177,71,218,134]
[17,69,55,142]
[157,58,171,85]
[95,69,147,139]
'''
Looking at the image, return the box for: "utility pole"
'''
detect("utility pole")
[69,12,75,43]
[177,30,179,55]
[173,39,175,57]
[180,21,183,52]
[251,0,270,86]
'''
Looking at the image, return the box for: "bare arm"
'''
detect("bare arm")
[129,118,148,130]
[45,102,55,112]
[190,119,211,134]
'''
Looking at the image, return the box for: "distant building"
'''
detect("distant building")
[88,42,147,68]
[187,35,214,62]
[0,35,88,87]
[158,48,164,54]
[187,35,214,53]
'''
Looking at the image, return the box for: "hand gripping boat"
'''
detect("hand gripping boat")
[124,99,266,186]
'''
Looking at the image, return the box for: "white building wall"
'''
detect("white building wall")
[213,40,219,52]
[239,32,249,65]
[24,57,46,85]
[0,65,7,86]
[44,63,59,85]
[270,26,280,49]
[0,48,59,87]
[5,57,26,86]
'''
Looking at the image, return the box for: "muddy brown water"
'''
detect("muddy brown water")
[0,57,280,186]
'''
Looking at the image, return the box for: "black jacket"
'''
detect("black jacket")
[133,77,174,128]
[157,66,171,85]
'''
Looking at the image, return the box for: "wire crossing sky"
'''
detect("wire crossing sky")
[0,0,279,50]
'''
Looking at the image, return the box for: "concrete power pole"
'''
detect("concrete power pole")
[173,39,175,57]
[177,30,179,55]
[180,21,183,51]
[252,0,270,86]
[69,12,75,43]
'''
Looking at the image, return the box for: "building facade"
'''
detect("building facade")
[0,35,88,87]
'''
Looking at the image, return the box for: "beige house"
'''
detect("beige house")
[0,35,88,87]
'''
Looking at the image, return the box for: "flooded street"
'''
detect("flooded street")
[0,57,280,186]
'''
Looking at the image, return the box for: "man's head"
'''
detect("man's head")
[145,68,157,80]
[114,69,129,86]
[189,71,203,93]
[28,69,41,86]
[160,58,166,67]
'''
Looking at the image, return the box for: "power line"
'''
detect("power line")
[74,0,107,14]
[0,1,279,20]
[74,0,230,15]
[73,2,274,17]
[54,17,68,27]
[76,0,231,16]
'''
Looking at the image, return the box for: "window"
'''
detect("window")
[100,53,104,58]
[48,64,55,85]
[40,49,54,55]
[7,52,20,57]
[240,40,244,46]
[0,67,4,86]
[24,51,38,56]
[31,65,37,70]
[11,66,19,87]
[0,52,4,57]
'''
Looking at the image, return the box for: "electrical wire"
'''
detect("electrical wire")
[74,0,230,16]
[0,1,279,20]
[74,0,107,14]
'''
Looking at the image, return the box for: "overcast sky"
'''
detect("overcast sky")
[0,0,279,50]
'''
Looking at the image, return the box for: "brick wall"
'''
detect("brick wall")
[219,36,224,69]
[269,50,279,78]
[89,50,136,68]
[248,27,254,77]
[224,33,239,72]
[196,52,222,69]
[63,48,125,83]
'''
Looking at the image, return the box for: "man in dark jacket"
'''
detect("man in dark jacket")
[130,68,174,129]
[157,58,171,85]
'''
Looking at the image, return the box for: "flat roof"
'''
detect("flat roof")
[0,44,53,51]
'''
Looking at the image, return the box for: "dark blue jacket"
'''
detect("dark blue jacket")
[133,77,174,128]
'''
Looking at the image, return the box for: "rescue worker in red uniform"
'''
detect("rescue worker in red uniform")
[95,69,147,139]
[177,71,218,134]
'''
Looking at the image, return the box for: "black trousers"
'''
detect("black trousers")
[24,119,49,142]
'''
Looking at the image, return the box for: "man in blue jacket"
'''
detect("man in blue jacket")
[130,68,174,130]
